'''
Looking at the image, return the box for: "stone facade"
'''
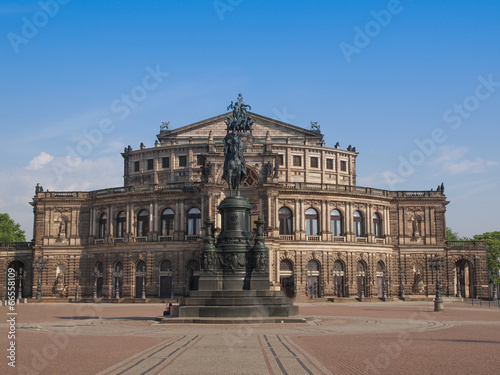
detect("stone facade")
[0,112,489,300]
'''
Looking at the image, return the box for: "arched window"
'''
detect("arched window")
[330,209,343,236]
[161,208,175,236]
[187,208,201,235]
[305,208,319,236]
[373,213,382,238]
[116,211,126,238]
[136,260,146,273]
[137,210,149,237]
[279,207,293,235]
[98,213,107,239]
[160,260,172,272]
[353,211,364,237]
[96,262,103,274]
[114,261,123,273]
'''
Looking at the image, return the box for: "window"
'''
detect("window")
[279,207,293,235]
[136,260,146,273]
[354,211,364,237]
[310,157,319,168]
[330,209,343,236]
[178,155,187,167]
[147,159,154,170]
[160,260,172,272]
[305,208,319,236]
[134,161,140,172]
[340,160,347,172]
[98,213,107,239]
[196,155,205,166]
[137,210,149,237]
[161,208,175,236]
[326,159,334,170]
[162,157,170,168]
[373,213,382,238]
[278,155,284,166]
[293,155,302,167]
[187,207,201,235]
[116,211,126,238]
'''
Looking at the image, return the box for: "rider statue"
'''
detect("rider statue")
[222,94,251,196]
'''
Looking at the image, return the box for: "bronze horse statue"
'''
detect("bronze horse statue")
[222,132,247,196]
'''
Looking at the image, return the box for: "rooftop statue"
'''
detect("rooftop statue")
[222,94,251,196]
[225,93,253,133]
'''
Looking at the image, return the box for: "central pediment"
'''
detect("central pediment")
[157,112,323,143]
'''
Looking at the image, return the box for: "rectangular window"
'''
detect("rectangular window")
[326,159,334,170]
[162,157,170,168]
[196,155,205,166]
[147,159,154,170]
[293,155,302,167]
[178,155,187,167]
[310,157,319,168]
[134,161,140,172]
[278,155,284,166]
[340,160,347,172]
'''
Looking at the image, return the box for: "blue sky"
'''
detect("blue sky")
[1,0,499,239]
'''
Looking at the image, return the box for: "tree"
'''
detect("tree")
[0,213,26,242]
[446,227,460,241]
[446,227,472,241]
[473,231,500,284]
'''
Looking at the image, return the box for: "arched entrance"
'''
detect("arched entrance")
[186,260,200,296]
[357,261,367,298]
[333,260,345,297]
[456,259,472,298]
[279,259,295,298]
[135,260,146,298]
[306,260,320,298]
[6,261,25,299]
[376,261,386,298]
[159,260,174,298]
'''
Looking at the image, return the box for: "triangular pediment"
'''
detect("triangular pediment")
[157,112,323,142]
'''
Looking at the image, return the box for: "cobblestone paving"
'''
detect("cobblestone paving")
[0,302,498,374]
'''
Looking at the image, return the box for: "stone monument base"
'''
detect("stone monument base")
[172,290,298,318]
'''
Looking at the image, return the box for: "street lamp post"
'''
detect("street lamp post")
[456,269,463,298]
[74,269,81,302]
[430,253,445,311]
[17,268,24,300]
[382,271,387,300]
[136,270,146,300]
[34,255,48,301]
[113,270,122,300]
[92,268,99,299]
[399,267,406,301]
[359,273,365,299]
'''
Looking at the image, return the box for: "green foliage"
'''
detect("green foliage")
[446,227,472,241]
[446,227,460,241]
[473,231,500,283]
[0,213,26,242]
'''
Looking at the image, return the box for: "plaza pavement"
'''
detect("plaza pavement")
[0,300,499,375]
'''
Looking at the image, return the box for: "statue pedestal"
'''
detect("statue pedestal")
[180,195,298,319]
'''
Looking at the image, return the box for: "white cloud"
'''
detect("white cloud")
[431,146,499,175]
[0,154,123,240]
[26,152,54,170]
